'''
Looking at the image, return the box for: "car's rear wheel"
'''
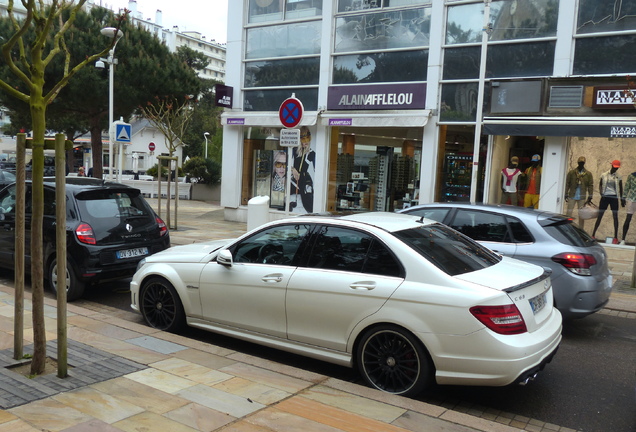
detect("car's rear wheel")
[140,277,185,333]
[48,257,85,301]
[356,325,432,397]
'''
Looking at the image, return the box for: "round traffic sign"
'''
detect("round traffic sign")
[279,97,304,128]
[148,142,156,151]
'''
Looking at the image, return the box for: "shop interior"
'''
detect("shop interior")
[327,126,422,213]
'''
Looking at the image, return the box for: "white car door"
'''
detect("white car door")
[286,226,404,352]
[199,223,311,338]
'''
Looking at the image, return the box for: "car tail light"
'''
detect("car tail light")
[156,216,168,236]
[76,223,96,245]
[551,252,596,276]
[470,304,527,335]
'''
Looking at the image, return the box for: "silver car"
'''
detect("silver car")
[399,203,612,319]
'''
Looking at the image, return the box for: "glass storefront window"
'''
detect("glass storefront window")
[333,50,428,84]
[245,58,320,87]
[488,0,558,41]
[246,21,322,59]
[440,83,479,122]
[443,46,480,80]
[486,41,556,78]
[242,126,317,213]
[249,0,322,24]
[577,0,636,34]
[573,34,636,75]
[337,0,428,13]
[328,129,422,212]
[446,2,483,44]
[446,0,557,45]
[334,8,431,53]
[244,88,318,111]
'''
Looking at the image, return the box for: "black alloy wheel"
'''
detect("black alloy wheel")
[140,277,186,333]
[357,325,431,396]
[48,257,85,301]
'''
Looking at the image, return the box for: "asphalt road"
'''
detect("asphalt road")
[15,274,636,432]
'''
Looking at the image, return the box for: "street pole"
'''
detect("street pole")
[99,27,123,181]
[204,132,210,159]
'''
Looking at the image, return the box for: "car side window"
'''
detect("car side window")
[506,216,534,243]
[403,208,450,223]
[450,210,510,242]
[306,226,403,277]
[231,224,310,265]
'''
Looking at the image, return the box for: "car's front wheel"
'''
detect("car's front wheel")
[139,277,186,333]
[48,257,85,301]
[356,325,432,397]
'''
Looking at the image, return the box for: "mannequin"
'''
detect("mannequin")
[564,156,593,228]
[592,160,624,243]
[523,154,542,209]
[501,156,521,206]
[621,169,636,245]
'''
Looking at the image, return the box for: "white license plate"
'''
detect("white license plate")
[116,247,149,259]
[529,292,547,315]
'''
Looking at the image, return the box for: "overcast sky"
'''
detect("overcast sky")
[101,0,229,43]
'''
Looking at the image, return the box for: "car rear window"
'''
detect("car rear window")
[75,190,152,224]
[542,219,595,247]
[393,223,501,276]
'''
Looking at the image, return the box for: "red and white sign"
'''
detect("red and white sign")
[148,142,156,151]
[279,96,304,128]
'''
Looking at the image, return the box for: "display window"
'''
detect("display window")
[327,127,422,212]
[242,126,316,214]
[564,137,636,244]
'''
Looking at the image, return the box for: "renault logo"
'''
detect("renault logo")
[125,223,133,233]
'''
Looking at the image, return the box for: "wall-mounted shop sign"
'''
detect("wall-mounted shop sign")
[610,126,636,137]
[593,86,636,109]
[328,118,352,126]
[327,83,426,110]
[215,84,234,108]
[226,118,245,125]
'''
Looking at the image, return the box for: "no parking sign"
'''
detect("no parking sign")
[279,96,304,128]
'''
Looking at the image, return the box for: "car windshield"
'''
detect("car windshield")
[393,223,501,276]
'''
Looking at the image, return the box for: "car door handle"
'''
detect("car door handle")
[350,282,376,291]
[262,274,283,283]
[493,250,504,256]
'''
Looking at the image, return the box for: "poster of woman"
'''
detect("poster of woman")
[290,126,316,213]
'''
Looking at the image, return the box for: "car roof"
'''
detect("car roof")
[39,177,138,193]
[294,211,433,233]
[405,202,567,220]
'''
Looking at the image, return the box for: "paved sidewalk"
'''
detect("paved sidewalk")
[0,199,631,432]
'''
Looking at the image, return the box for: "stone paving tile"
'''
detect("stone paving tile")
[126,335,189,354]
[0,340,145,409]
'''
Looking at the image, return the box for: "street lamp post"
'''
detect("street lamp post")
[97,27,124,181]
[204,132,210,159]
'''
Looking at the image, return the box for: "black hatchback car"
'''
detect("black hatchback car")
[0,177,170,300]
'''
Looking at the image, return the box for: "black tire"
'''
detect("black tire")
[356,325,432,397]
[48,257,85,301]
[139,277,186,333]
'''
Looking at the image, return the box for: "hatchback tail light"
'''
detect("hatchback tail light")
[156,216,168,237]
[551,252,596,276]
[470,304,527,335]
[76,223,96,245]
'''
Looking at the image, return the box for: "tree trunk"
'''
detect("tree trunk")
[90,117,103,178]
[30,100,47,376]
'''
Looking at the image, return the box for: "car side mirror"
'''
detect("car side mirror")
[217,249,233,267]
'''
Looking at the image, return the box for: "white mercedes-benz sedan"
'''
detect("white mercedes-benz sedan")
[130,212,562,396]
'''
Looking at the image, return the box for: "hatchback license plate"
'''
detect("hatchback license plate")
[529,292,547,314]
[117,247,149,259]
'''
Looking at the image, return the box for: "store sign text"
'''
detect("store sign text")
[226,118,245,125]
[328,83,426,110]
[593,87,636,109]
[610,126,636,137]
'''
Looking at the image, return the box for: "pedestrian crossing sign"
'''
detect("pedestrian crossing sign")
[115,123,132,143]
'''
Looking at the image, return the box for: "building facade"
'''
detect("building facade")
[221,0,636,242]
